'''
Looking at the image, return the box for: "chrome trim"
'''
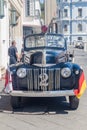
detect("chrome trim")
[9,90,75,97]
[27,69,33,90]
[34,69,39,90]
[42,49,46,67]
[32,64,56,67]
[48,69,54,90]
[55,69,60,90]
[40,68,48,91]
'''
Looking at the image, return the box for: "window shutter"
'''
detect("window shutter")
[0,0,4,18]
[11,9,16,26]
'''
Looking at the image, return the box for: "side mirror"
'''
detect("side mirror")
[69,54,74,58]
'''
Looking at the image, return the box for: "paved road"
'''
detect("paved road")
[0,47,87,130]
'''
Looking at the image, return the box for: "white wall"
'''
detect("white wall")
[0,0,23,68]
[0,2,9,68]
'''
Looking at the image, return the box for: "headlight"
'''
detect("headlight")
[17,68,26,78]
[61,67,71,78]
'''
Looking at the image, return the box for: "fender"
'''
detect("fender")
[74,72,86,99]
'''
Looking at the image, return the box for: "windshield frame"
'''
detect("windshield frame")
[24,33,66,51]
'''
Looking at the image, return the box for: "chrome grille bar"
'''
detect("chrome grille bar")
[55,69,60,90]
[27,69,33,90]
[48,69,54,91]
[34,69,39,90]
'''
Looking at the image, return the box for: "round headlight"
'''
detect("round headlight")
[17,68,26,78]
[61,67,71,78]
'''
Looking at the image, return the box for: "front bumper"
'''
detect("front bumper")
[0,90,75,97]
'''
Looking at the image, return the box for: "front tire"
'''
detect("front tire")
[69,96,79,110]
[11,96,22,109]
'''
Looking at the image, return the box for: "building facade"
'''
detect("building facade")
[0,0,23,68]
[23,0,41,36]
[45,0,57,26]
[56,0,87,44]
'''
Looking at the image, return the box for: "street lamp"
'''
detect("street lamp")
[0,0,4,18]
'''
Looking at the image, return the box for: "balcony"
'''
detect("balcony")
[72,0,87,4]
[62,17,70,21]
[72,16,87,21]
[57,0,87,4]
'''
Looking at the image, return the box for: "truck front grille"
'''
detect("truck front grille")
[27,68,60,91]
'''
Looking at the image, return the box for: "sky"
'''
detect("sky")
[40,0,44,3]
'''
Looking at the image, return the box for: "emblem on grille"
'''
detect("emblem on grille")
[39,73,48,88]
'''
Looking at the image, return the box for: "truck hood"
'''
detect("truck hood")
[25,49,67,66]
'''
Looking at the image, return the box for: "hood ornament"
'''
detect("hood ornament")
[42,49,46,67]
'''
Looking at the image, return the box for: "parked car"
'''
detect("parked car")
[3,33,86,110]
[74,41,84,49]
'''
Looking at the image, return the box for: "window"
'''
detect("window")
[0,0,4,18]
[25,0,30,16]
[78,8,82,17]
[78,37,82,41]
[78,24,82,32]
[64,25,68,32]
[23,26,33,37]
[64,9,68,17]
[25,0,35,16]
[59,9,61,18]
[64,0,68,2]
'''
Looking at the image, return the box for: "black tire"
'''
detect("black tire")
[69,96,79,110]
[11,96,22,109]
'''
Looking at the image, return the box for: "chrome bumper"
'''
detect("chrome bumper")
[7,90,75,97]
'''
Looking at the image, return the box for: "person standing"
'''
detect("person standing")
[8,40,19,65]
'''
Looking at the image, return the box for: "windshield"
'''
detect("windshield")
[25,34,65,49]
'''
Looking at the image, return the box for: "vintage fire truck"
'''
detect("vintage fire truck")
[2,32,86,110]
